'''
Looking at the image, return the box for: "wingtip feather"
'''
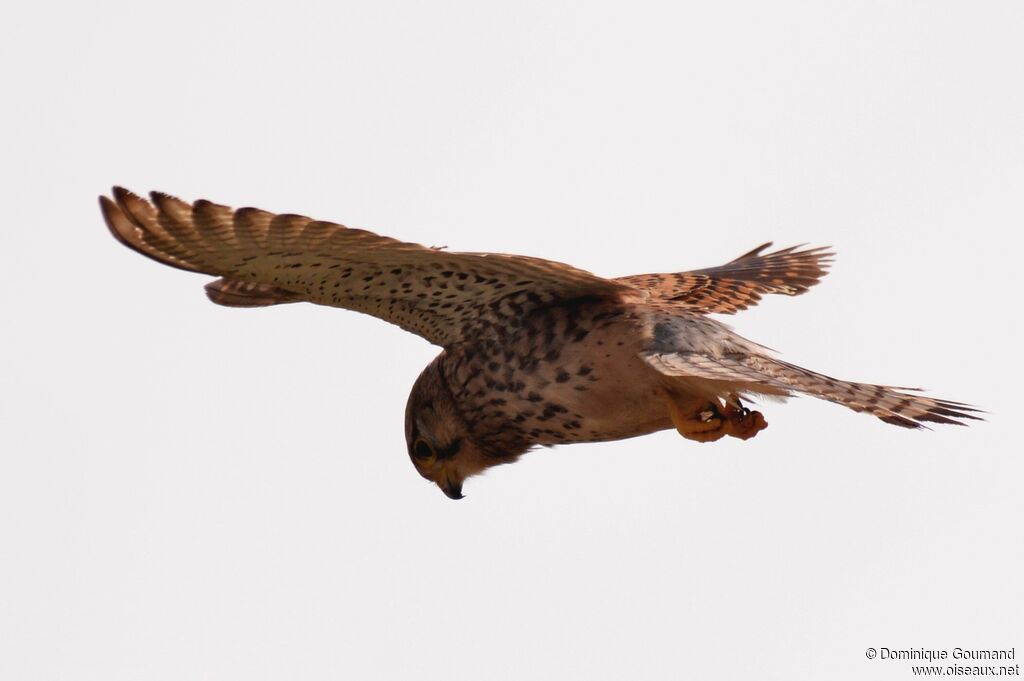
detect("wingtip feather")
[99,193,137,247]
[101,187,202,273]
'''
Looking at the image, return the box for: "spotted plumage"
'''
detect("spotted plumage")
[101,188,981,499]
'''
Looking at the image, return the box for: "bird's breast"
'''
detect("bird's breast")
[442,302,672,451]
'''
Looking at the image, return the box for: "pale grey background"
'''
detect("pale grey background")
[1,1,1021,679]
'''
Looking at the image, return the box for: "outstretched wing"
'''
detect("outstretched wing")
[616,242,833,314]
[100,188,629,347]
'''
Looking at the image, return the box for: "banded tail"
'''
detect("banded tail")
[644,351,982,428]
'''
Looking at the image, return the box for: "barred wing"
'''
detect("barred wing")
[101,188,629,346]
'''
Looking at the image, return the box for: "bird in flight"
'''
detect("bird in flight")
[101,188,979,499]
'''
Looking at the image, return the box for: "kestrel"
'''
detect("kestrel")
[100,188,980,499]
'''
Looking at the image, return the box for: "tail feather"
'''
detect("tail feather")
[641,350,981,429]
[745,356,983,429]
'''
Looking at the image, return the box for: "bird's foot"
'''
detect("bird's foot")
[662,390,769,444]
[663,392,729,443]
[720,397,768,441]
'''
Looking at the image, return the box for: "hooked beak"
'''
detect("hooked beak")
[441,478,464,500]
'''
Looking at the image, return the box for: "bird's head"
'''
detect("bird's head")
[405,356,492,500]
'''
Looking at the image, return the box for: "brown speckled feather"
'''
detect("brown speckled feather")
[203,279,299,307]
[101,187,979,498]
[100,188,630,346]
[642,351,982,429]
[617,242,834,314]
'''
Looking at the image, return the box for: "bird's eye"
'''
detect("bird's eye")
[413,438,435,461]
